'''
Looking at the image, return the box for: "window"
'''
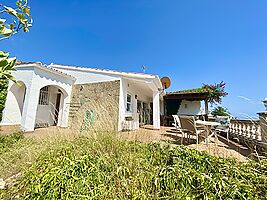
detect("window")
[126,94,132,112]
[39,86,49,105]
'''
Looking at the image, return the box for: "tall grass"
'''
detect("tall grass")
[0,132,24,154]
[1,132,266,200]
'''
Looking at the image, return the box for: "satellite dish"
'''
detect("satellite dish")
[161,76,171,89]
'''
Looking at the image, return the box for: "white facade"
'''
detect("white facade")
[119,77,162,130]
[1,63,75,132]
[1,63,163,132]
[51,64,163,131]
[177,100,205,116]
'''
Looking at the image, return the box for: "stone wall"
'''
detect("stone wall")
[69,80,120,132]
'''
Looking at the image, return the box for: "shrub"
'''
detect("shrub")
[203,81,228,104]
[0,78,8,121]
[211,106,231,116]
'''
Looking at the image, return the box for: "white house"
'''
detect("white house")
[0,62,163,132]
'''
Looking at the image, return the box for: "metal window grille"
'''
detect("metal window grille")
[126,94,132,112]
[39,86,49,105]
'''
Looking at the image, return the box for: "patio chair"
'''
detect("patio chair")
[172,115,181,130]
[215,116,230,141]
[171,115,186,144]
[179,115,209,145]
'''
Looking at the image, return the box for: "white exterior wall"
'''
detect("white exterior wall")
[50,66,120,84]
[1,81,26,125]
[52,66,161,131]
[118,78,126,131]
[2,64,162,132]
[177,100,204,115]
[1,65,74,132]
[153,91,161,129]
[118,78,154,131]
[24,67,73,131]
[1,69,34,125]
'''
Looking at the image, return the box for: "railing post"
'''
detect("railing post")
[234,122,238,135]
[257,98,267,144]
[256,125,262,141]
[238,123,243,137]
[244,123,249,138]
[249,124,253,139]
[234,122,237,134]
[258,112,267,143]
[242,123,246,138]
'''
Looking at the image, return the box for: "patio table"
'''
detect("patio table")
[195,120,221,143]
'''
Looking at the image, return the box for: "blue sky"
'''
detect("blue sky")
[2,0,266,118]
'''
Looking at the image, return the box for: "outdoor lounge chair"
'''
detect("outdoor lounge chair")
[179,115,209,145]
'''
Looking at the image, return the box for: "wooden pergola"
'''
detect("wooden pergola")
[163,90,209,123]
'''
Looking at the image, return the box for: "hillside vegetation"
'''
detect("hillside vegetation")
[0,132,267,199]
[0,79,8,121]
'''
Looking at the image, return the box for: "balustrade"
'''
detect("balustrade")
[229,119,261,142]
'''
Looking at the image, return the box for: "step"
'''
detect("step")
[217,134,251,157]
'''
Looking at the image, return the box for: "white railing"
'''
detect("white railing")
[229,119,262,142]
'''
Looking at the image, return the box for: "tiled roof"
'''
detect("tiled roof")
[165,88,208,100]
[15,60,38,65]
[45,65,76,80]
[166,88,208,95]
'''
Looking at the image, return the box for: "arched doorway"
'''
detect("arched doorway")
[35,85,67,128]
[3,81,27,124]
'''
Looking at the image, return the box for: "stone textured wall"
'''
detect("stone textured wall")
[69,80,120,132]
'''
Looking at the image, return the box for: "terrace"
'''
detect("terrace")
[22,94,267,161]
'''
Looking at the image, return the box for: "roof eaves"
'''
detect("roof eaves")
[166,88,208,95]
[15,62,76,81]
[50,64,157,79]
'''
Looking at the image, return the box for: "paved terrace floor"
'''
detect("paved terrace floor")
[26,126,248,162]
[119,126,248,162]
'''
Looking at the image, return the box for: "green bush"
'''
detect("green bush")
[211,106,231,117]
[6,134,266,200]
[0,79,8,121]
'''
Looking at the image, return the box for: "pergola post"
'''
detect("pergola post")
[153,90,161,129]
[205,99,209,120]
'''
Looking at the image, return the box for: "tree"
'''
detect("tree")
[0,0,32,121]
[0,0,32,80]
[211,106,231,117]
[0,51,17,81]
[0,79,8,121]
[203,81,228,105]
